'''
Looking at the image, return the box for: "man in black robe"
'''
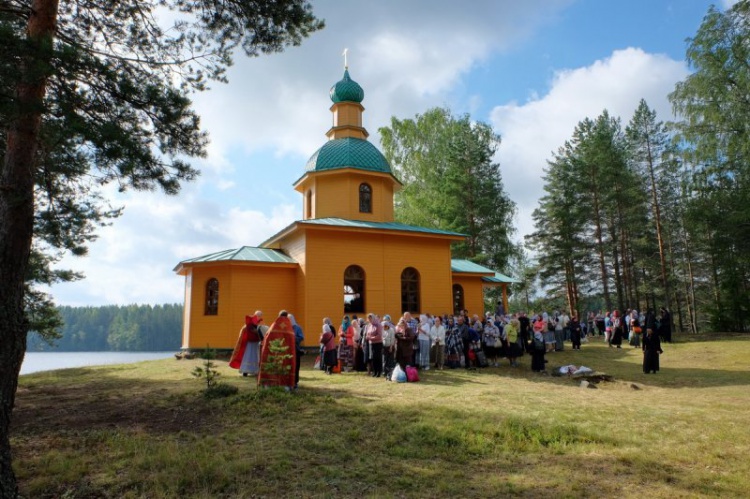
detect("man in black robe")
[642,328,663,374]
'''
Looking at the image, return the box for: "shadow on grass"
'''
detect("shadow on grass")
[13,367,740,498]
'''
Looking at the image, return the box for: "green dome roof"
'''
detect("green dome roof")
[305,138,391,174]
[329,69,364,103]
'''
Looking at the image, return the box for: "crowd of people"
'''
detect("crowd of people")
[228,306,672,388]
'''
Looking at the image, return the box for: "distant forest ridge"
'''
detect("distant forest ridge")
[27,304,183,352]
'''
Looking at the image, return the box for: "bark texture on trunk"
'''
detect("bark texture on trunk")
[1,1,59,496]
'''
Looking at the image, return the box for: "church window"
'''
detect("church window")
[401,267,420,314]
[306,190,313,219]
[205,278,219,315]
[359,183,372,213]
[452,284,464,316]
[344,265,365,313]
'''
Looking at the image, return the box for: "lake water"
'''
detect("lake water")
[20,352,176,375]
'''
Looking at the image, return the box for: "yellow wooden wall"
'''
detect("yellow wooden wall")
[183,263,297,349]
[452,275,489,317]
[295,228,454,344]
[330,102,364,131]
[300,170,395,222]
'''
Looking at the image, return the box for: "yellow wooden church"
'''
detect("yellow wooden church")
[174,68,516,349]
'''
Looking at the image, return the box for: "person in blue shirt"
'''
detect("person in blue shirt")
[288,313,304,389]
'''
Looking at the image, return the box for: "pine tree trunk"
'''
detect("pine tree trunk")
[645,144,671,310]
[666,227,687,334]
[590,187,612,310]
[1,1,59,496]
[682,228,699,334]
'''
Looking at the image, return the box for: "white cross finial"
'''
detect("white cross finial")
[342,48,348,69]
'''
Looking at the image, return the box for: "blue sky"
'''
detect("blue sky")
[49,0,732,306]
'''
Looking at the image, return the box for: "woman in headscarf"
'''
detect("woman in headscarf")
[444,316,461,369]
[417,314,431,370]
[395,317,416,370]
[610,310,623,349]
[355,317,368,372]
[604,312,612,343]
[628,309,641,348]
[430,315,446,370]
[505,318,522,367]
[366,313,384,377]
[381,314,397,379]
[289,313,304,389]
[544,316,556,353]
[482,315,500,367]
[531,324,546,373]
[320,323,338,375]
[229,311,263,377]
[338,315,355,372]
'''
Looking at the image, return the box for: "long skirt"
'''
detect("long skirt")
[643,350,660,373]
[433,344,445,368]
[531,349,546,372]
[544,330,555,346]
[323,349,338,368]
[611,328,623,346]
[354,346,367,372]
[418,337,431,368]
[554,329,565,351]
[629,332,641,347]
[239,341,260,375]
[362,342,371,369]
[383,346,397,378]
[507,342,522,358]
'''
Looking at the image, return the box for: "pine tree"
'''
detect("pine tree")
[0,2,323,494]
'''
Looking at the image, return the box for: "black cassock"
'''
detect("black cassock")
[642,333,663,373]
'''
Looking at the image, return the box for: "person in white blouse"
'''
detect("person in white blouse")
[430,315,447,370]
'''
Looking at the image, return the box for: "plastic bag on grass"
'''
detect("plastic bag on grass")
[392,364,407,383]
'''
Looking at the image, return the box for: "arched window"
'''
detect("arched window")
[452,284,464,316]
[401,267,420,314]
[205,278,219,315]
[344,265,365,313]
[359,183,372,213]
[306,190,313,219]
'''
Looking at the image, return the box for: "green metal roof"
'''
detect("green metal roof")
[451,259,497,274]
[329,69,364,103]
[261,217,465,246]
[175,246,297,269]
[299,218,465,236]
[305,138,391,174]
[482,272,521,284]
[451,259,519,283]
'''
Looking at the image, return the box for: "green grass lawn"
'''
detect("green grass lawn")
[13,335,750,498]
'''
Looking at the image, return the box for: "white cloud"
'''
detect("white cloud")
[49,0,573,305]
[50,183,298,306]
[491,48,689,242]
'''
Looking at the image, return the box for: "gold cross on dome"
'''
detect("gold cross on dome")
[342,48,348,69]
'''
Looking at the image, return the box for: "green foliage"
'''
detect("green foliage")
[27,304,183,351]
[2,2,322,494]
[203,382,239,399]
[380,107,518,271]
[192,346,222,391]
[669,1,750,331]
[0,0,324,351]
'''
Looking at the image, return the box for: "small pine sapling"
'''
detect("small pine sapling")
[192,345,220,390]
